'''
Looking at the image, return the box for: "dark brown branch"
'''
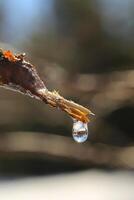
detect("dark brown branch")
[0,49,93,123]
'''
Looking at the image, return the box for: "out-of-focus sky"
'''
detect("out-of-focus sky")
[0,0,54,42]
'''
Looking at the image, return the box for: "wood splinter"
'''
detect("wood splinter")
[0,49,94,123]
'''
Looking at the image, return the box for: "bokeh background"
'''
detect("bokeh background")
[0,0,134,199]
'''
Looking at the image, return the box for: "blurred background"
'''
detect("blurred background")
[0,0,134,199]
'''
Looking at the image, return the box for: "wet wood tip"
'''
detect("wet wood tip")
[38,89,94,123]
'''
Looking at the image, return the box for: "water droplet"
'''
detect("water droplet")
[72,119,88,143]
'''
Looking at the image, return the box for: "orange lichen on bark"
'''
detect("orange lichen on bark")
[3,50,17,62]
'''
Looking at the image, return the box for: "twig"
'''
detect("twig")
[0,49,93,123]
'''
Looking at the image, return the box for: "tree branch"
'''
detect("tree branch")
[0,49,93,123]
